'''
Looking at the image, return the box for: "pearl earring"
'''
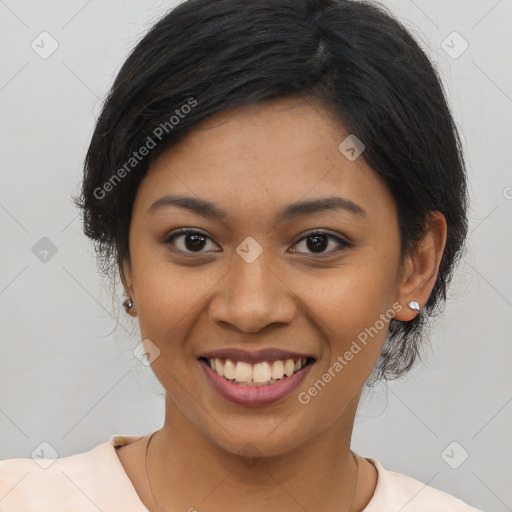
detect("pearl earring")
[123,297,135,313]
[407,300,420,311]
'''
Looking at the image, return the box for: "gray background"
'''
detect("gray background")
[0,1,510,510]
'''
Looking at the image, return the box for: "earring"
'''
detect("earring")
[123,297,135,313]
[407,300,420,312]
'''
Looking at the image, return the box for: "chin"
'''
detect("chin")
[200,415,313,461]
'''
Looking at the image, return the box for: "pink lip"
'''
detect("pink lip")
[198,358,314,407]
[199,347,315,365]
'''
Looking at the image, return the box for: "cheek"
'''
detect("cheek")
[129,244,184,337]
[131,250,224,360]
[308,282,389,378]
[292,272,394,426]
[135,272,200,347]
[306,256,397,331]
[298,248,400,376]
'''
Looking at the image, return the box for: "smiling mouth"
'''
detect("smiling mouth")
[198,356,316,387]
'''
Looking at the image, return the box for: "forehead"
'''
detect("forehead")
[157,97,345,175]
[132,97,396,226]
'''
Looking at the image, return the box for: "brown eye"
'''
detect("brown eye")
[291,231,351,256]
[163,228,219,254]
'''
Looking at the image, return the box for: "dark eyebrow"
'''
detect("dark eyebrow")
[147,195,228,219]
[147,194,366,221]
[275,196,366,222]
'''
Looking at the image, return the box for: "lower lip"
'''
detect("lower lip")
[198,359,314,407]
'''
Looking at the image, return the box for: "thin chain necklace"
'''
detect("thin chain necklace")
[144,431,360,511]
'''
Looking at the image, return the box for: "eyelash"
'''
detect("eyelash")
[161,228,352,257]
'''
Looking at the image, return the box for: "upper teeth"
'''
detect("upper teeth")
[207,358,308,384]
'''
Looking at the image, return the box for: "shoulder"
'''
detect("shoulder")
[363,458,485,512]
[0,435,147,512]
[0,447,99,511]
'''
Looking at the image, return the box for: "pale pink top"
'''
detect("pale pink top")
[0,434,484,511]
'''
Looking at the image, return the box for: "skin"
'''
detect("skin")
[117,96,447,511]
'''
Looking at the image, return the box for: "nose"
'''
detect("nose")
[208,252,297,334]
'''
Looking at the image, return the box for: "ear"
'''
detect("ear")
[119,258,137,317]
[393,211,447,321]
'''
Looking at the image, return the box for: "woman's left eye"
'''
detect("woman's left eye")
[291,231,351,256]
[162,228,351,256]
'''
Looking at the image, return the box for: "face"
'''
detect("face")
[122,97,412,457]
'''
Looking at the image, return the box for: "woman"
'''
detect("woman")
[0,0,484,510]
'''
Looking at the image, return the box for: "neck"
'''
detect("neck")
[146,394,368,512]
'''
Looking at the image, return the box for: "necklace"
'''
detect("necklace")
[144,431,360,511]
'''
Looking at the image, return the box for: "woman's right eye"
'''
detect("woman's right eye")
[162,228,219,255]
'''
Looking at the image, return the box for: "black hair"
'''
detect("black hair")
[73,0,469,386]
